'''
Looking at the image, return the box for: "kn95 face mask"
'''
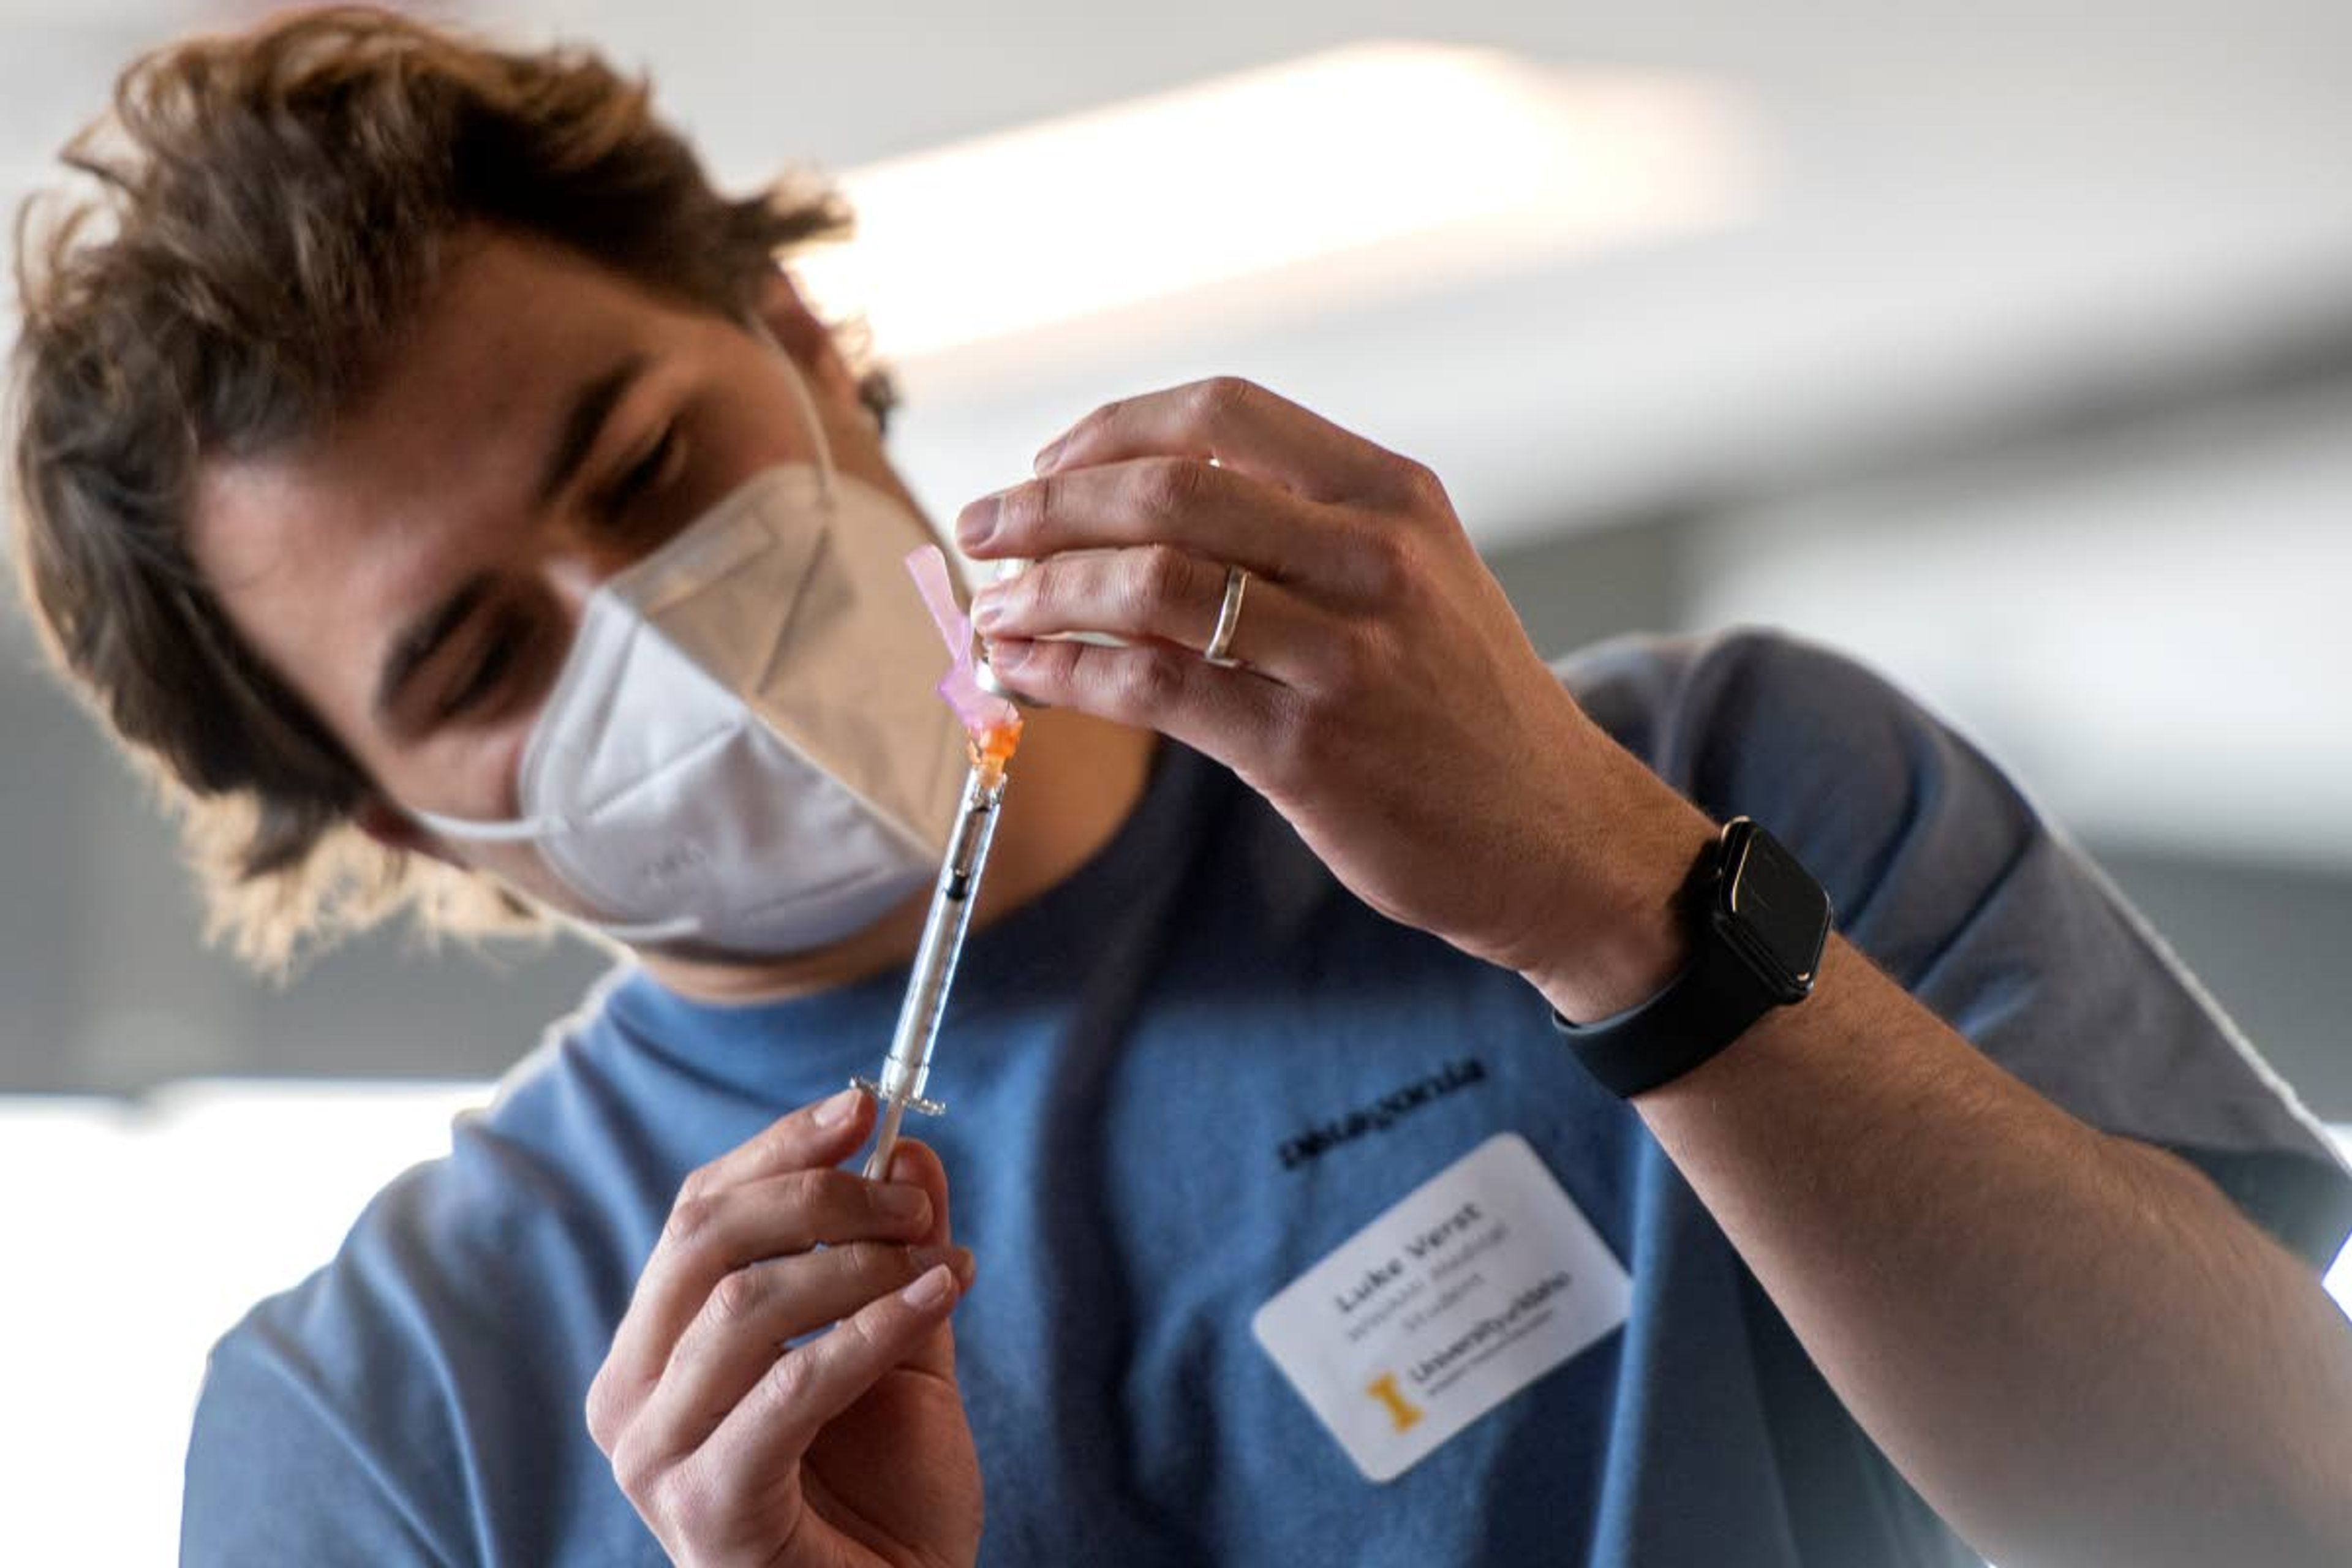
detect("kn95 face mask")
[411,359,968,956]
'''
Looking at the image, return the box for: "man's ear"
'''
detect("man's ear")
[754,267,870,421]
[353,796,461,868]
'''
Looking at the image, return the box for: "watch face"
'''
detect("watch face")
[1719,823,1831,997]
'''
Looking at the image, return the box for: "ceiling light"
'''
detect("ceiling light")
[790,42,1762,362]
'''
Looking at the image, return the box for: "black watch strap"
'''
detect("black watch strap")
[1552,818,1831,1099]
[1552,937,1783,1097]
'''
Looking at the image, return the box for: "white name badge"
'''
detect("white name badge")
[1251,1132,1632,1482]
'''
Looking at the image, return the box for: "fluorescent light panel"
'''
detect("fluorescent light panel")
[792,42,1760,361]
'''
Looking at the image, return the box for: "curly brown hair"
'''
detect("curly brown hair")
[7,6,892,972]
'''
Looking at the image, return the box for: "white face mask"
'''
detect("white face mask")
[412,356,968,956]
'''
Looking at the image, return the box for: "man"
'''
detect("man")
[11,10,2351,1566]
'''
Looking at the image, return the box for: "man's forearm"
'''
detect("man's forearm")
[1623,935,2352,1566]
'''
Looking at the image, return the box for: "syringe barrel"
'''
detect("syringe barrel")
[876,763,1006,1104]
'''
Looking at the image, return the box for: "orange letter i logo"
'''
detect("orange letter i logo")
[1365,1371,1424,1433]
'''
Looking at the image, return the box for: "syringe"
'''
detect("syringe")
[856,725,1017,1180]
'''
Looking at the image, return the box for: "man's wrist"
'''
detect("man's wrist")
[1548,814,1839,1101]
[1520,810,1714,1024]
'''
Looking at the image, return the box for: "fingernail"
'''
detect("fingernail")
[812,1086,862,1127]
[956,491,1001,549]
[970,586,1005,633]
[902,1262,956,1308]
[988,638,1032,673]
[1032,432,1068,475]
[875,1183,931,1221]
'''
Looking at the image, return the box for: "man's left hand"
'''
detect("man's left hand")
[960,376,1713,1020]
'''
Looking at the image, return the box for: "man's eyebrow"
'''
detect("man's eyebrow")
[537,353,648,510]
[375,571,492,722]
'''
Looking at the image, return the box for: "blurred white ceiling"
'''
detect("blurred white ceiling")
[10,1,2352,525]
[4,0,2348,861]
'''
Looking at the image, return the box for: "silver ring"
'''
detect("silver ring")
[1204,565,1250,667]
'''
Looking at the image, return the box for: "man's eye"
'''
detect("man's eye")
[439,625,521,720]
[601,425,684,521]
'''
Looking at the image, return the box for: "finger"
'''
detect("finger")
[981,635,1296,782]
[886,1141,953,1250]
[631,1240,976,1464]
[678,1085,872,1200]
[697,1261,966,1493]
[971,546,1347,688]
[1030,375,1420,506]
[600,1164,935,1419]
[884,1141,963,1380]
[587,1088,876,1450]
[957,456,1365,593]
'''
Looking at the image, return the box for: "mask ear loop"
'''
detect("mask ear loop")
[406,807,560,843]
[588,912,703,946]
[744,308,837,508]
[407,805,705,944]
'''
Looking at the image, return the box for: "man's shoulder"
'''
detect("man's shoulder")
[1554,625,1911,736]
[206,1030,634,1403]
[183,989,668,1560]
[1551,626,2052,954]
[220,1108,563,1355]
[1553,627,1959,813]
[188,1046,638,1540]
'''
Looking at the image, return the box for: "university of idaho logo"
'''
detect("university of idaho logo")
[1364,1371,1425,1433]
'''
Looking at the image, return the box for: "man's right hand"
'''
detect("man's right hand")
[586,1087,982,1567]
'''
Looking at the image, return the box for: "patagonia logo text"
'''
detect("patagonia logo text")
[1277,1058,1487,1170]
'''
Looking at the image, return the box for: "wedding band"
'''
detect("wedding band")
[1204,565,1250,666]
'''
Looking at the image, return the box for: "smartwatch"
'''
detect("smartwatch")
[1554,816,1833,1098]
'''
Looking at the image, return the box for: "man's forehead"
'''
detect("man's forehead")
[190,236,646,580]
[337,236,650,472]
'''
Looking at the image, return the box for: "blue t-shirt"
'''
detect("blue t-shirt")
[183,631,2352,1566]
